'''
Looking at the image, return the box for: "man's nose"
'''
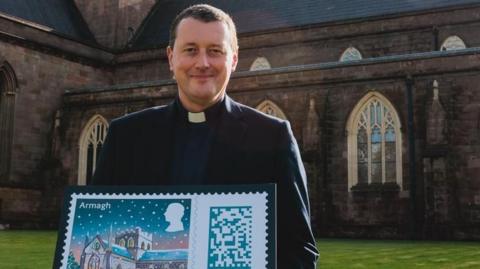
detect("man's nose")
[195,51,210,68]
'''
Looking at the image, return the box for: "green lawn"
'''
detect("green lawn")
[1,231,479,268]
[0,231,57,269]
[318,238,480,269]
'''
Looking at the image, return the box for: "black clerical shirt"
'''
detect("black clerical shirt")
[169,97,224,185]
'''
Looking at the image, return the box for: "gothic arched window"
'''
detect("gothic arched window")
[340,47,363,62]
[255,100,287,120]
[0,61,17,181]
[119,239,126,247]
[346,92,403,190]
[249,57,271,71]
[88,255,100,269]
[78,115,108,185]
[440,35,466,51]
[128,237,135,248]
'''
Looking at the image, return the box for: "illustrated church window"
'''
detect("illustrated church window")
[119,239,126,247]
[255,100,287,120]
[128,237,135,248]
[78,115,108,185]
[346,92,403,191]
[88,255,100,269]
[249,57,271,71]
[0,61,17,181]
[340,47,363,62]
[440,35,466,51]
[92,240,101,250]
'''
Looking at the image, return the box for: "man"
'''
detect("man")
[93,4,319,268]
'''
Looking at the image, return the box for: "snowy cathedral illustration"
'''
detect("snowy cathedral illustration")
[79,227,187,269]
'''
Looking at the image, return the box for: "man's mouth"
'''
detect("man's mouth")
[190,74,214,79]
[190,74,214,83]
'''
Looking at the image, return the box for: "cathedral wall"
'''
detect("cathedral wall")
[320,71,480,239]
[113,54,172,83]
[238,29,433,71]
[237,6,480,71]
[433,72,480,239]
[0,187,42,228]
[0,41,110,227]
[320,79,414,238]
[58,84,176,187]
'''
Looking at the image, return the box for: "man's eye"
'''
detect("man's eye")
[209,49,224,55]
[184,48,197,53]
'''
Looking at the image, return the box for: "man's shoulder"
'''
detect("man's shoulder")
[229,98,288,128]
[228,97,294,150]
[110,103,173,129]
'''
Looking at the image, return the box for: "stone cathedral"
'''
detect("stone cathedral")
[1,0,480,239]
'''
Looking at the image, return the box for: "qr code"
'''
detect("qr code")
[207,206,253,269]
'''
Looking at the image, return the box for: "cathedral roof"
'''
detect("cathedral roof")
[0,0,95,43]
[111,244,134,259]
[139,249,188,261]
[131,0,480,50]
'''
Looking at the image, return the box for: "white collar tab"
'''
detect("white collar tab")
[188,112,206,123]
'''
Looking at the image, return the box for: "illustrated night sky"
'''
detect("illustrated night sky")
[69,198,191,260]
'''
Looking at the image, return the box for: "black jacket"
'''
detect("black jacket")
[93,95,319,268]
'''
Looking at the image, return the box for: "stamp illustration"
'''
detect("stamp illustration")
[68,199,190,269]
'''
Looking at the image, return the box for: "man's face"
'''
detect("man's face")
[167,18,238,112]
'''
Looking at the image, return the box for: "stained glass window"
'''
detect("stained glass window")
[88,255,100,269]
[440,36,466,51]
[256,100,287,120]
[128,238,135,248]
[347,93,403,190]
[250,57,271,71]
[357,127,368,184]
[0,63,16,180]
[340,47,363,62]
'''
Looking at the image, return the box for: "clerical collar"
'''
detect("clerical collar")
[188,111,206,123]
[176,96,225,124]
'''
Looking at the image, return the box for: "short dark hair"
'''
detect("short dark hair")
[169,4,238,52]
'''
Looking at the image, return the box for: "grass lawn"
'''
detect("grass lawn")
[1,231,479,268]
[0,231,57,269]
[318,238,480,269]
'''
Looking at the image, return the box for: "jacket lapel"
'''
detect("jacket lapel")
[206,96,247,184]
[136,102,176,185]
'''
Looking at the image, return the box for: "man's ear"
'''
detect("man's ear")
[231,51,238,72]
[167,46,174,71]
